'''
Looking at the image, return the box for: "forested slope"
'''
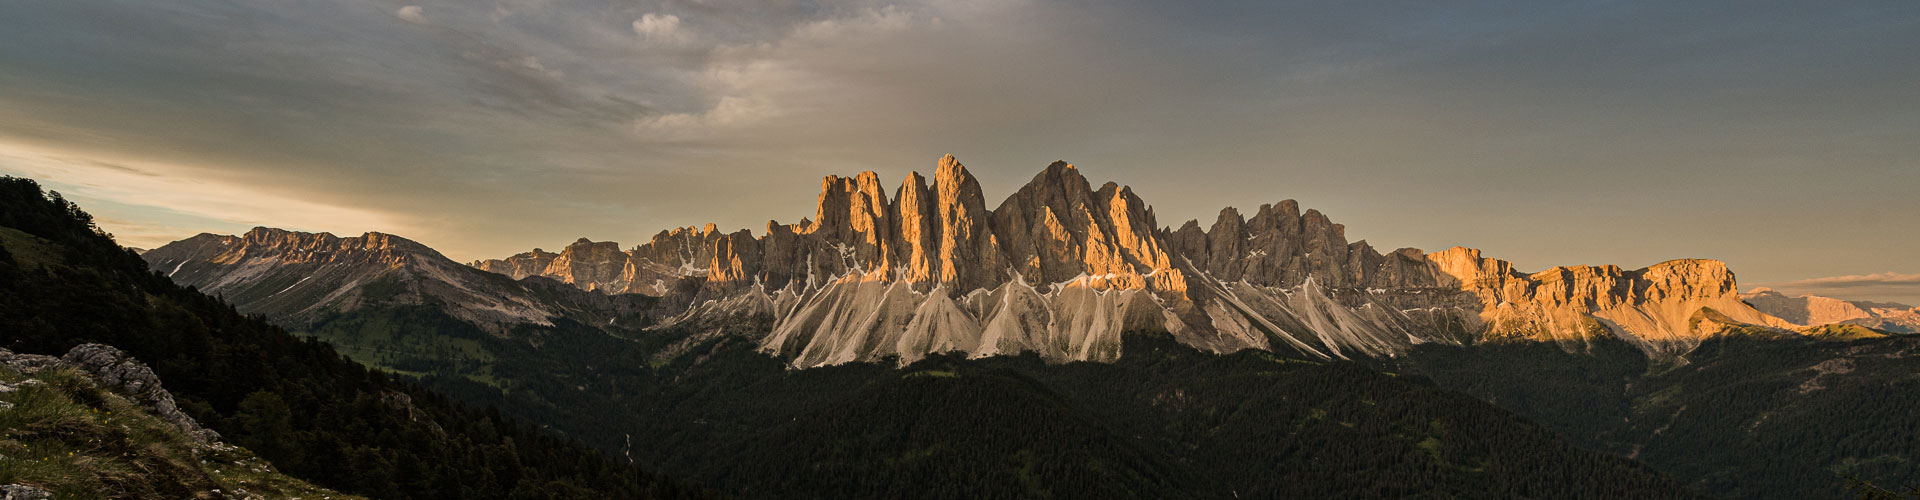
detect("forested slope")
[1412,337,1920,499]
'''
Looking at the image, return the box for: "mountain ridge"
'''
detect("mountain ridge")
[144,227,660,333]
[151,155,1802,368]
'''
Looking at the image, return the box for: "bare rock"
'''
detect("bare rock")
[2,484,51,500]
[59,344,221,444]
[0,350,62,374]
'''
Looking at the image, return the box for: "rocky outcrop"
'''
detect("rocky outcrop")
[456,155,1797,367]
[1743,288,1920,334]
[2,344,218,443]
[1,485,50,500]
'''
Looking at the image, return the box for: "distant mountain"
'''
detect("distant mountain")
[464,155,1795,367]
[144,228,657,331]
[142,227,669,378]
[1742,287,1920,334]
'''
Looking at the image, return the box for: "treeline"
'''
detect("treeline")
[0,177,711,499]
[420,320,1701,499]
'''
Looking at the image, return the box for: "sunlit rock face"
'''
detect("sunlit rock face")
[473,155,1802,367]
[1423,248,1794,355]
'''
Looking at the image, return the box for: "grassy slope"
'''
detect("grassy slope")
[0,227,55,269]
[0,365,356,499]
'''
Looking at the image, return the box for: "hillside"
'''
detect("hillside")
[0,177,709,499]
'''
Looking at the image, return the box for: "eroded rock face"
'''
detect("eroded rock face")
[464,155,1794,368]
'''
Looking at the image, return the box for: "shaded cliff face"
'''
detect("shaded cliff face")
[466,155,1795,367]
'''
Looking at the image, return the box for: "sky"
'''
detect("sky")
[0,1,1915,304]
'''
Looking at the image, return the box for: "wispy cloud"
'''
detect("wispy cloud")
[0,139,404,249]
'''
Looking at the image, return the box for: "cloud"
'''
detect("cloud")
[0,139,404,249]
[632,13,688,44]
[0,0,1914,270]
[499,55,563,80]
[395,5,426,24]
[788,5,920,43]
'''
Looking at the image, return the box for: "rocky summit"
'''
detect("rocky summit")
[453,155,1800,367]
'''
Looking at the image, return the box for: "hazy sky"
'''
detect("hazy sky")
[1,1,1916,303]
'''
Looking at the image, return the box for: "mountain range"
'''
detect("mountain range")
[163,155,1796,369]
[127,157,1919,498]
[456,155,1810,364]
[3,174,1714,499]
